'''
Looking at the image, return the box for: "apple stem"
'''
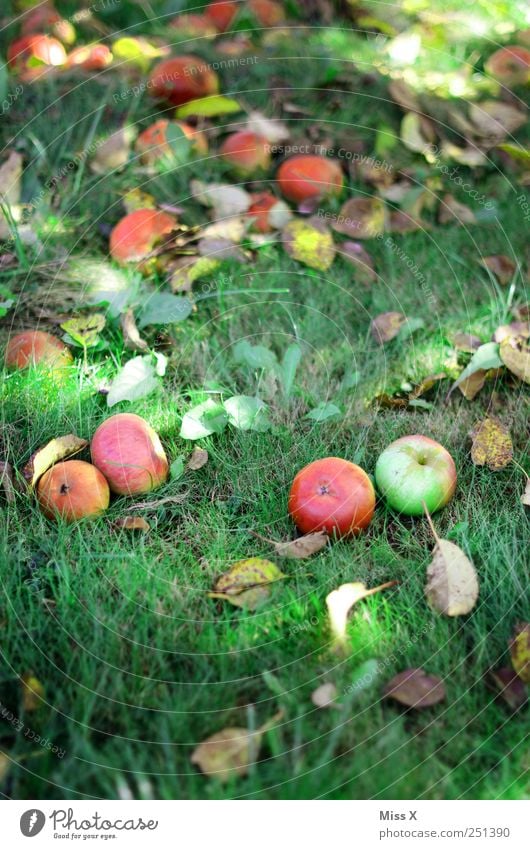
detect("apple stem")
[362,580,398,598]
[422,501,440,544]
[249,529,275,544]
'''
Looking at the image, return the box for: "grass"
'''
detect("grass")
[0,1,529,800]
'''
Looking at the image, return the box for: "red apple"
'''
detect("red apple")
[7,34,67,79]
[5,330,73,370]
[288,457,375,537]
[277,154,344,203]
[375,435,457,516]
[247,191,281,232]
[37,460,110,522]
[91,413,169,496]
[485,46,530,86]
[67,44,113,71]
[219,130,270,175]
[136,119,208,164]
[109,208,177,265]
[248,0,286,26]
[148,56,219,107]
[204,1,238,32]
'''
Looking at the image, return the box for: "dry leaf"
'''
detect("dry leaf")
[21,673,45,712]
[489,667,527,711]
[332,197,387,239]
[191,180,251,219]
[209,558,287,610]
[0,461,15,504]
[493,322,530,344]
[521,478,530,506]
[120,309,148,352]
[326,580,396,642]
[191,711,282,781]
[311,682,339,709]
[22,434,88,488]
[458,370,488,400]
[90,127,136,174]
[479,255,516,285]
[126,494,187,510]
[469,101,526,141]
[282,217,336,271]
[198,237,248,262]
[245,111,290,143]
[439,194,476,225]
[340,241,377,285]
[252,529,328,559]
[499,338,530,384]
[424,511,479,616]
[370,311,406,344]
[187,447,208,471]
[112,516,151,531]
[453,332,482,352]
[383,668,446,708]
[509,623,530,683]
[470,417,513,471]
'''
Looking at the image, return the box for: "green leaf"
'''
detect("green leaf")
[279,343,302,397]
[60,313,106,348]
[180,399,229,440]
[448,342,502,397]
[107,355,160,407]
[164,123,192,165]
[209,557,287,610]
[223,396,271,432]
[305,402,342,422]
[176,95,242,119]
[233,340,278,371]
[170,456,185,480]
[138,293,193,328]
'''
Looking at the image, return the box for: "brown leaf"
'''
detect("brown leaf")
[383,668,446,708]
[332,197,387,239]
[425,538,479,616]
[187,447,208,471]
[453,332,482,352]
[282,217,336,271]
[493,322,530,344]
[112,516,151,532]
[458,370,488,400]
[509,623,530,683]
[120,309,148,352]
[499,337,530,384]
[90,127,136,174]
[191,712,283,781]
[209,558,287,610]
[489,667,527,711]
[479,255,516,285]
[340,241,377,285]
[370,311,406,344]
[438,194,476,225]
[387,209,424,234]
[21,673,45,712]
[0,461,15,504]
[22,434,88,488]
[409,372,447,400]
[198,237,248,263]
[470,417,513,471]
[253,529,328,559]
[311,682,339,709]
[469,101,526,141]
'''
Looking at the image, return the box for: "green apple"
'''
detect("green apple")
[375,434,457,516]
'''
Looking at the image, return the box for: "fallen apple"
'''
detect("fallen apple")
[248,191,282,232]
[136,119,208,164]
[67,44,113,71]
[91,413,169,496]
[109,208,177,265]
[7,34,67,79]
[204,0,238,32]
[485,46,530,86]
[219,130,270,175]
[277,154,344,203]
[375,434,457,516]
[288,457,375,537]
[148,56,219,107]
[5,330,73,371]
[248,0,286,26]
[37,459,110,522]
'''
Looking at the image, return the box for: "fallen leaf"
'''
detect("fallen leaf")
[180,399,228,440]
[479,255,516,285]
[499,337,530,384]
[340,241,377,285]
[126,495,187,510]
[424,512,479,616]
[21,673,45,712]
[112,516,151,531]
[311,682,339,709]
[224,395,271,432]
[198,237,248,262]
[0,461,15,503]
[245,111,290,143]
[370,311,406,344]
[493,322,530,344]
[187,447,209,471]
[439,194,476,225]
[409,373,447,400]
[60,313,106,348]
[137,293,192,328]
[209,558,287,610]
[509,623,530,683]
[470,417,513,471]
[383,668,446,708]
[447,342,502,398]
[191,180,251,219]
[0,151,23,239]
[326,581,397,642]
[332,197,387,239]
[90,127,136,174]
[176,95,242,119]
[122,188,156,214]
[452,332,482,352]
[457,370,489,400]
[252,529,328,559]
[107,356,160,408]
[22,434,88,488]
[521,478,530,506]
[305,401,342,422]
[489,667,528,710]
[282,217,336,271]
[120,309,148,352]
[400,112,435,154]
[469,101,526,142]
[191,711,283,781]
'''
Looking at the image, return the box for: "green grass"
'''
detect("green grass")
[0,1,529,800]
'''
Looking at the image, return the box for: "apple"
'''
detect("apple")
[5,330,73,370]
[136,119,208,164]
[288,457,375,537]
[276,154,344,203]
[248,0,286,26]
[375,435,457,516]
[247,191,284,232]
[485,46,530,86]
[37,460,110,522]
[67,44,113,72]
[109,208,177,265]
[91,413,169,496]
[7,34,67,79]
[219,131,270,175]
[169,14,218,38]
[204,1,238,32]
[148,56,219,107]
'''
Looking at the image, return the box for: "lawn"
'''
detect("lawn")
[0,0,529,800]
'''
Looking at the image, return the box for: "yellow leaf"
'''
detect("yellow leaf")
[61,313,106,348]
[176,95,242,119]
[21,673,45,712]
[282,218,336,271]
[209,558,287,610]
[122,188,156,214]
[332,197,387,239]
[22,434,88,488]
[425,539,479,616]
[470,417,513,471]
[326,581,396,642]
[509,623,530,683]
[191,712,283,781]
[500,338,530,384]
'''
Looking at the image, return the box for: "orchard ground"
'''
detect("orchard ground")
[0,1,529,799]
